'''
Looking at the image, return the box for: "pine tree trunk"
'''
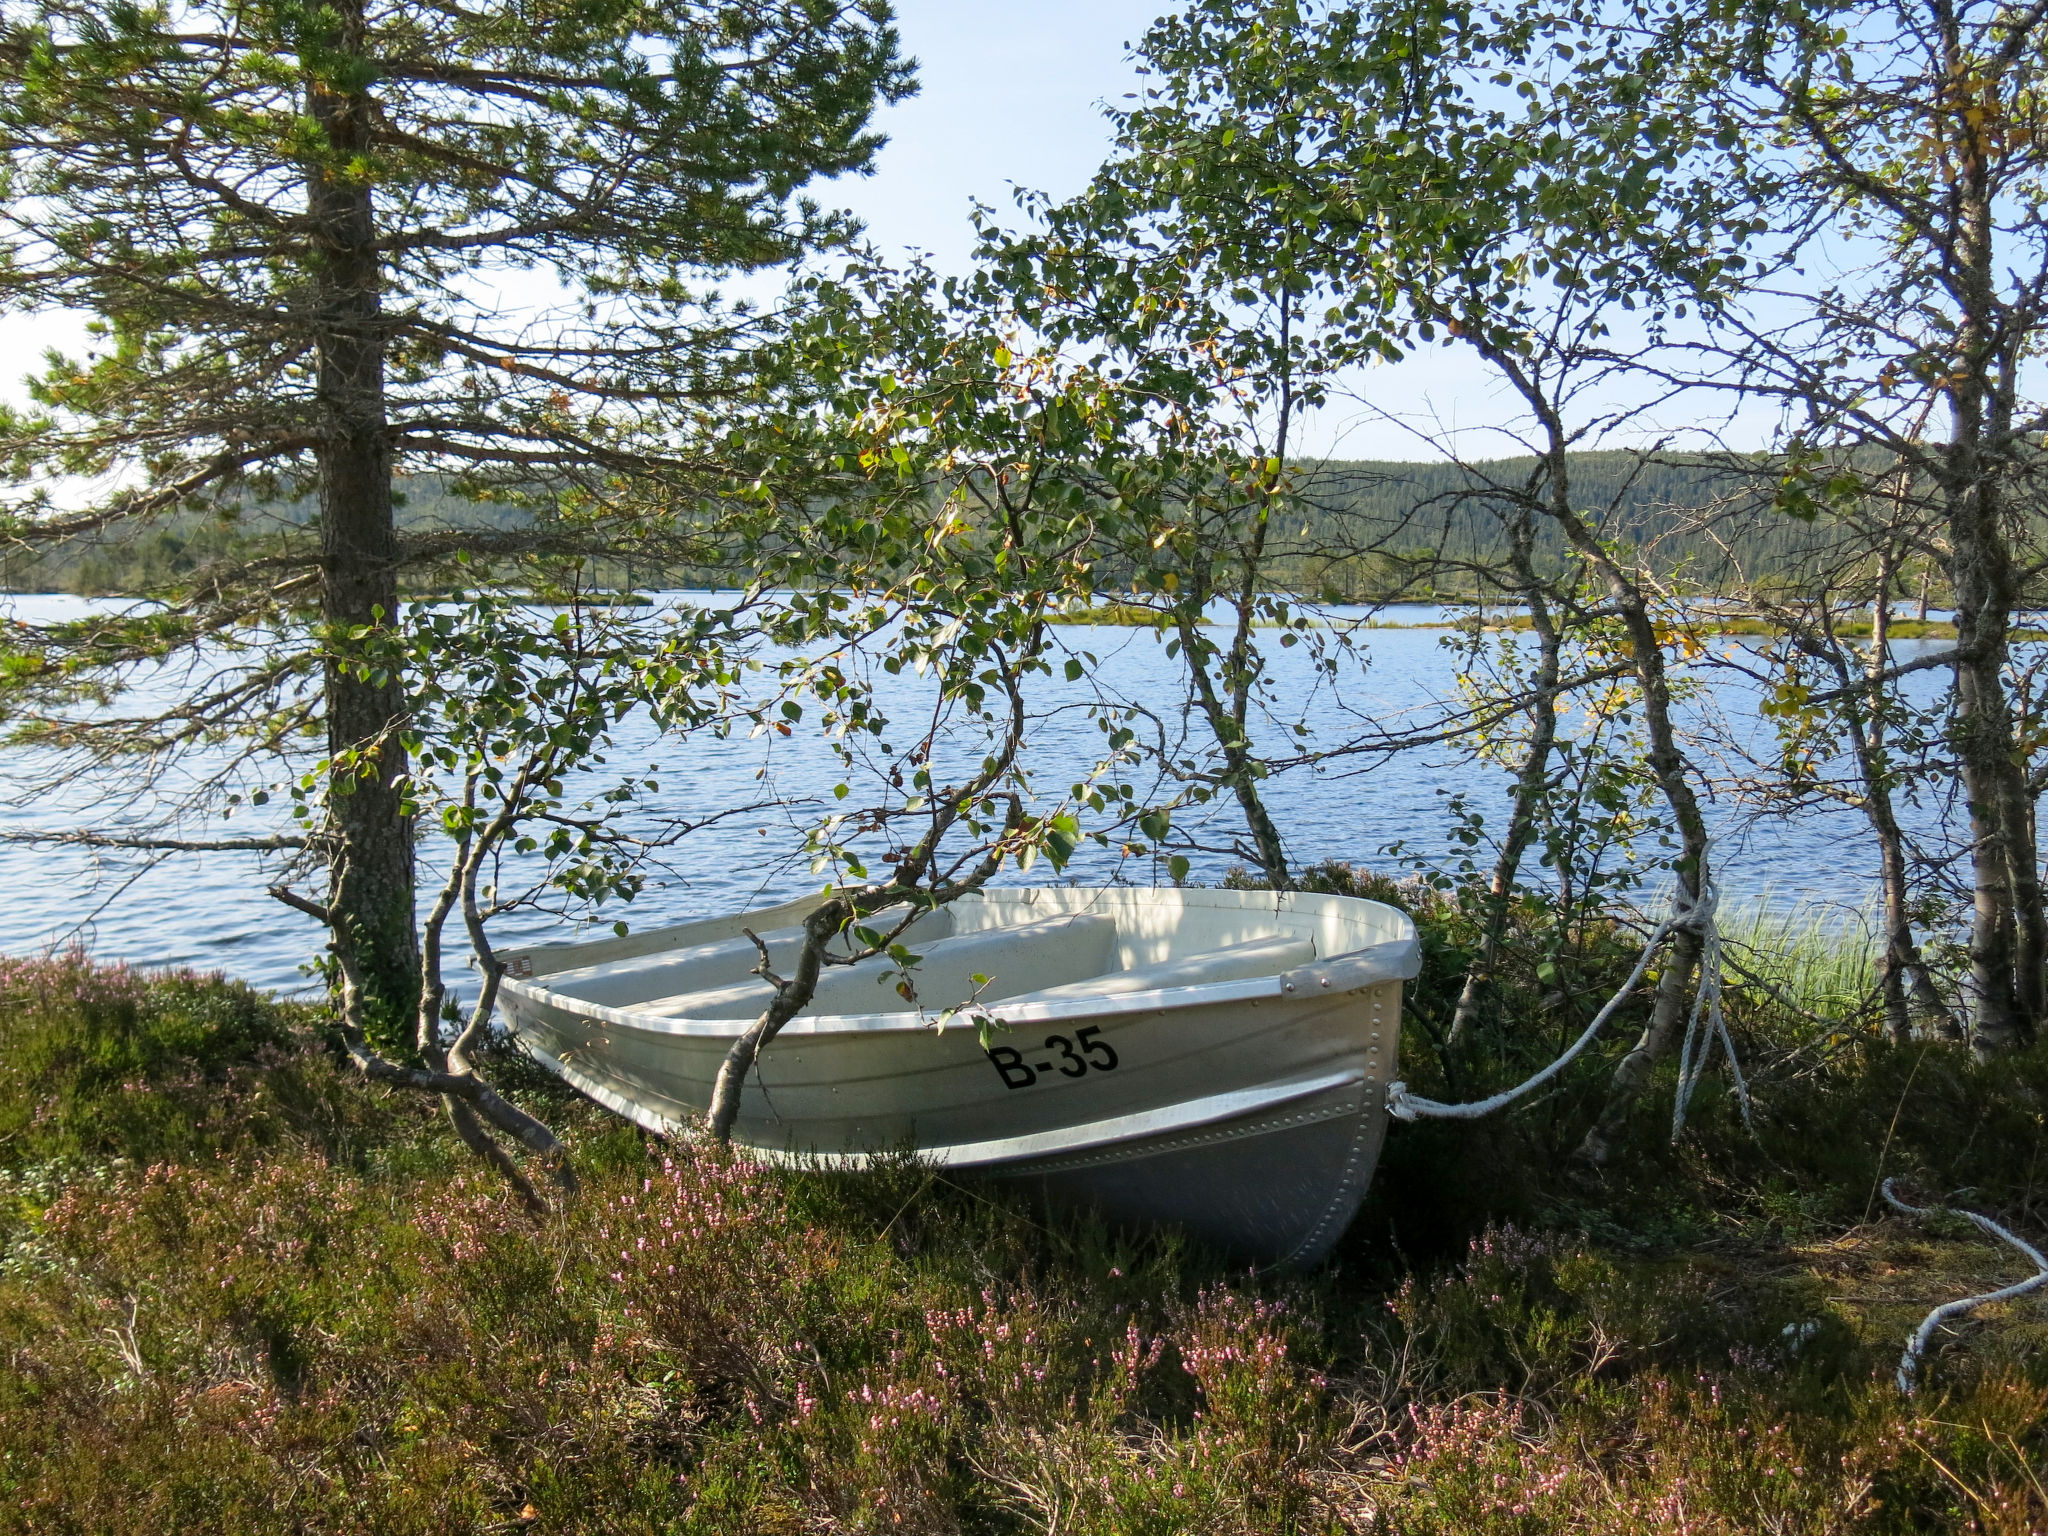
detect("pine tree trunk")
[306,3,417,1046]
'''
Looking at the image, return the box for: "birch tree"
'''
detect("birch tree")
[1696,0,2048,1056]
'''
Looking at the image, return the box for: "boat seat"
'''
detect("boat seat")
[1000,932,1316,1005]
[539,907,956,1009]
[643,912,1119,1019]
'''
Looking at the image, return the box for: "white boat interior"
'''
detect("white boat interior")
[527,886,1395,1022]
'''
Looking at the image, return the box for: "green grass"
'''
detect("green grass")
[1718,899,1884,1022]
[1046,603,1183,627]
[1,948,2045,1532]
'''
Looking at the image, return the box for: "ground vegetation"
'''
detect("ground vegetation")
[0,929,2042,1533]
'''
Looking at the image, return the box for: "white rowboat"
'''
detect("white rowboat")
[498,886,1420,1265]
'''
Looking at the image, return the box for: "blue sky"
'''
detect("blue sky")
[842,3,1749,459]
[830,1,1165,271]
[830,1,1525,459]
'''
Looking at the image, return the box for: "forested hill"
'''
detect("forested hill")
[1302,451,1753,539]
[1283,450,1859,597]
[6,453,1852,599]
[1,474,539,596]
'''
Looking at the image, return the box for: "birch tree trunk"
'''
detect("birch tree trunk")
[1849,543,1956,1042]
[1942,98,2039,1055]
[1447,507,1564,1048]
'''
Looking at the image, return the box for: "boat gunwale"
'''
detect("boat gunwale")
[499,887,1414,980]
[497,886,1418,1038]
[499,938,1417,1040]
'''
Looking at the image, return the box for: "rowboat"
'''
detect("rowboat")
[497,885,1420,1265]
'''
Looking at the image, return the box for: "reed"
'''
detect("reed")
[1717,895,1885,1032]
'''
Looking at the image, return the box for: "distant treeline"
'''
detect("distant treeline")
[1280,451,1910,601]
[1,475,730,597]
[2,453,1919,601]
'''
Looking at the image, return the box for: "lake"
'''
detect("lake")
[0,591,1964,993]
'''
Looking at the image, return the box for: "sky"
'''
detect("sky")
[829,0,1164,272]
[829,0,1567,460]
[1,1,1773,462]
[823,2,1778,460]
[3,2,1169,414]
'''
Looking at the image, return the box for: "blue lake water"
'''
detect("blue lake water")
[0,591,1964,993]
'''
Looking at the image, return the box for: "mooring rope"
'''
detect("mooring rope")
[1383,859,2046,1395]
[1385,872,1717,1125]
[1670,875,1753,1139]
[1385,853,1754,1135]
[1879,1177,2048,1394]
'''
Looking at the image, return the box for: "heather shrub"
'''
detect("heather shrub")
[1,957,2045,1534]
[0,954,398,1172]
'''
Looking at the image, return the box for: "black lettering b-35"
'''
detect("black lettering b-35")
[985,1025,1119,1089]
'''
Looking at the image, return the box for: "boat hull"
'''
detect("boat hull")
[498,887,1414,1264]
[996,1066,1389,1265]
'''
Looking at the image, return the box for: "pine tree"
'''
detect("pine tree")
[0,0,912,1040]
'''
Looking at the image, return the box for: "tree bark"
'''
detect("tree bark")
[1530,453,1710,1164]
[1447,508,1562,1048]
[706,901,849,1144]
[1465,340,1712,1163]
[1932,3,2039,1056]
[1946,475,2035,1054]
[1850,543,1956,1042]
[1176,599,1293,889]
[1165,304,1298,891]
[306,0,417,1048]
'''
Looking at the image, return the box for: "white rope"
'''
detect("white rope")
[1387,851,1762,1134]
[1386,898,1690,1124]
[1880,1177,2048,1394]
[1670,876,1754,1139]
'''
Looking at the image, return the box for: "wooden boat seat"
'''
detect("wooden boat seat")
[642,912,1119,1019]
[1000,932,1316,1005]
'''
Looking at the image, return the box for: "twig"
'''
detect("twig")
[741,926,785,989]
[269,881,575,1209]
